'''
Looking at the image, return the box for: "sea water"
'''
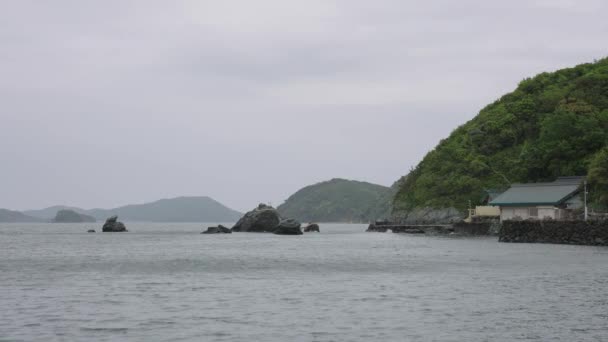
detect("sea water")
[2,223,608,341]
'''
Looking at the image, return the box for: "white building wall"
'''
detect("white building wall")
[500,206,557,221]
[538,207,557,220]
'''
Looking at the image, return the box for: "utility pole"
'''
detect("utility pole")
[584,180,588,221]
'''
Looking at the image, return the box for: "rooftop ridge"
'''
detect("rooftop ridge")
[511,183,581,188]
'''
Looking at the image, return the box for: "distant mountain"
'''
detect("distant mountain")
[0,209,42,223]
[25,197,241,222]
[87,196,242,222]
[277,178,393,223]
[52,209,96,223]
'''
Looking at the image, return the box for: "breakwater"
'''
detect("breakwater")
[367,221,492,235]
[500,220,608,246]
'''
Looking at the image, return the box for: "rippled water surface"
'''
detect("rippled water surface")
[2,223,608,341]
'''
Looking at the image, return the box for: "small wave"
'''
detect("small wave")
[80,327,129,333]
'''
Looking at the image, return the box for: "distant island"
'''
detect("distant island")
[277,178,395,223]
[1,196,242,223]
[0,209,42,223]
[52,209,96,223]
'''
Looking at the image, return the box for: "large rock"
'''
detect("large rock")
[102,216,127,232]
[273,218,303,235]
[303,223,320,232]
[202,225,232,234]
[232,204,282,232]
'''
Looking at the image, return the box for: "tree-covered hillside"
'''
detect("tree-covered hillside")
[278,179,392,222]
[393,57,608,214]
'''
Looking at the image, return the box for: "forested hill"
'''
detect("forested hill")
[278,179,393,222]
[393,57,608,215]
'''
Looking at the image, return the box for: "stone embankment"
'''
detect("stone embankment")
[499,220,608,246]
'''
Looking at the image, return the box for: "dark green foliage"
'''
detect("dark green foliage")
[277,179,392,222]
[393,57,608,213]
[588,147,608,209]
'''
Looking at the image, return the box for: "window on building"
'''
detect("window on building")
[529,207,539,217]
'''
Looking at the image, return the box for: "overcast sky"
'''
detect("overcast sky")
[1,0,607,211]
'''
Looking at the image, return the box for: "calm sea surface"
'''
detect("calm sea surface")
[2,223,608,341]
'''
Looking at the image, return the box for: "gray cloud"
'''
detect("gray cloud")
[1,0,607,211]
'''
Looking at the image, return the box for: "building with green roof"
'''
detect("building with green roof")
[490,177,584,221]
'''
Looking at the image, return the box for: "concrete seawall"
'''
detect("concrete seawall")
[367,222,492,235]
[500,220,608,246]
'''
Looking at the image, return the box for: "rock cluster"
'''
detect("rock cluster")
[232,204,302,235]
[500,220,608,245]
[202,225,232,234]
[102,216,127,232]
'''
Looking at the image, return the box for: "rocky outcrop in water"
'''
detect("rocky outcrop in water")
[87,229,96,233]
[202,225,232,234]
[231,204,304,235]
[232,204,282,232]
[102,216,127,232]
[303,223,320,232]
[273,219,303,235]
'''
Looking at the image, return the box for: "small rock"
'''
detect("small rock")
[87,229,96,233]
[202,225,232,234]
[303,223,320,232]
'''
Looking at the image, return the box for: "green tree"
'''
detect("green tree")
[588,147,608,209]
